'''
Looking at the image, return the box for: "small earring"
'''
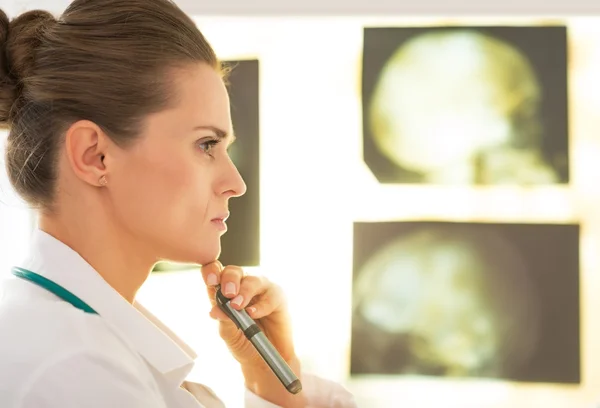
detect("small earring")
[98,175,108,186]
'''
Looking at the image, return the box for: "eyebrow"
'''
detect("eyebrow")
[193,125,236,143]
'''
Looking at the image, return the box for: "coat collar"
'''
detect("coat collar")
[19,229,197,386]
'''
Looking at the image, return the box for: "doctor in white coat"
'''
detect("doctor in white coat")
[0,1,357,407]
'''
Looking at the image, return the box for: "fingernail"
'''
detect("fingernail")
[247,307,257,315]
[231,295,243,307]
[207,273,218,286]
[224,282,236,296]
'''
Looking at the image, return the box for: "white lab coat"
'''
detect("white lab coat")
[0,229,357,407]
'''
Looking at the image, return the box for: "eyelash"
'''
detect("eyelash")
[197,139,221,157]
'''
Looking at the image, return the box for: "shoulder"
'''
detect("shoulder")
[0,279,154,406]
[16,349,164,408]
[0,278,132,359]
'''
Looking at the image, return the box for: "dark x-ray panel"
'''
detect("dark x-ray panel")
[362,26,569,185]
[153,59,260,272]
[219,59,260,266]
[351,221,580,384]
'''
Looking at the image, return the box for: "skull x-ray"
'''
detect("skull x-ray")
[351,221,580,384]
[362,26,569,185]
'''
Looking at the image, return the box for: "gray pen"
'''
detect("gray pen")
[214,285,302,394]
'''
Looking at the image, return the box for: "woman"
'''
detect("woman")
[0,1,356,407]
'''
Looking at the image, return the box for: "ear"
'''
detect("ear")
[64,120,110,187]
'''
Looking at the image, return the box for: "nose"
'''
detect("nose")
[220,155,247,198]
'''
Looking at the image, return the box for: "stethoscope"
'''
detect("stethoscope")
[11,266,98,315]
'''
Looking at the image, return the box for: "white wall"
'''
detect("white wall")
[0,129,34,277]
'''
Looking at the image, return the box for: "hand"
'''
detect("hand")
[200,261,295,367]
[201,261,307,407]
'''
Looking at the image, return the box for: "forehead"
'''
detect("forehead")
[165,63,232,131]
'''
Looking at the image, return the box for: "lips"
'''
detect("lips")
[211,212,230,222]
[211,212,229,233]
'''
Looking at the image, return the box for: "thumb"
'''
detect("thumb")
[209,303,241,342]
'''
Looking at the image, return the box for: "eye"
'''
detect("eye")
[196,138,221,156]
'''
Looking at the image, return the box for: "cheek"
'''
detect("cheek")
[112,147,211,236]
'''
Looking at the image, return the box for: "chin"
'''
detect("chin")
[160,232,221,266]
[191,243,222,266]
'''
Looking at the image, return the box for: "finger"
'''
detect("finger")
[219,265,245,299]
[208,305,230,321]
[245,284,286,320]
[201,261,224,308]
[200,260,223,287]
[229,275,268,310]
[210,305,245,342]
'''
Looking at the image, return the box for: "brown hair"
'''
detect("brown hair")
[0,0,221,209]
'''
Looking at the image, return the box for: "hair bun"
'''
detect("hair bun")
[0,9,14,124]
[6,10,56,80]
[0,9,55,124]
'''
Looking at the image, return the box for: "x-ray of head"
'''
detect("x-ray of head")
[352,227,539,377]
[362,26,569,185]
[351,222,580,384]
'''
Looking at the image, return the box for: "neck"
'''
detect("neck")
[38,210,155,304]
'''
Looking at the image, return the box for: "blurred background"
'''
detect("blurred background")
[1,1,600,407]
